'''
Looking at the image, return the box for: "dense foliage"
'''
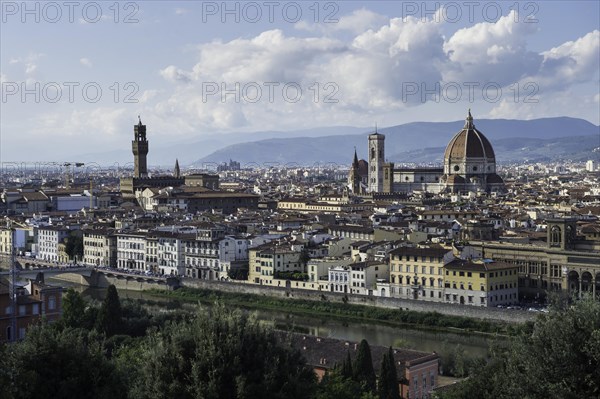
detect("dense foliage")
[437,296,600,399]
[3,286,598,399]
[0,286,318,399]
[64,231,83,261]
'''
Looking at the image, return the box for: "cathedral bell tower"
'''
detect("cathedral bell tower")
[368,128,385,193]
[132,116,149,178]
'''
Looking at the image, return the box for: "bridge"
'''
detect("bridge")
[1,257,177,290]
[0,266,95,279]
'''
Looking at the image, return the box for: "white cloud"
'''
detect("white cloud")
[79,58,93,68]
[8,53,45,76]
[36,108,128,137]
[160,65,192,83]
[535,30,600,90]
[128,18,600,131]
[24,63,37,74]
[175,8,188,15]
[139,89,159,103]
[443,11,540,86]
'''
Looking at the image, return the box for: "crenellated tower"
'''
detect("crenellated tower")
[132,116,149,178]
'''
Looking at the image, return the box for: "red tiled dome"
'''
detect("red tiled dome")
[444,111,495,160]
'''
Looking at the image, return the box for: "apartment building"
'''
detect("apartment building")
[389,246,452,301]
[83,229,117,267]
[36,226,71,262]
[248,243,304,287]
[443,259,519,307]
[116,232,147,271]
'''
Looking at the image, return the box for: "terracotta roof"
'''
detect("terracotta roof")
[284,333,438,379]
[444,112,495,160]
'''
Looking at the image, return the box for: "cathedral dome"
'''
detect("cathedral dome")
[444,111,495,161]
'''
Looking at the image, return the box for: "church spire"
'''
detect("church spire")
[352,147,359,168]
[174,158,180,178]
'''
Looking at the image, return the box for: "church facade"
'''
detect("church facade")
[349,111,505,195]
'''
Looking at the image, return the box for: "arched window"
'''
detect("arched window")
[550,226,561,246]
[371,147,375,160]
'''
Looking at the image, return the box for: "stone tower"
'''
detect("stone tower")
[368,129,385,193]
[132,116,148,178]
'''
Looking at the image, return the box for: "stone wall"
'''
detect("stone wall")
[181,279,536,323]
[50,271,179,292]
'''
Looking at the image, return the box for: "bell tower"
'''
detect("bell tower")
[368,128,385,193]
[132,116,149,178]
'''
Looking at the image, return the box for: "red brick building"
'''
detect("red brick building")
[0,276,63,342]
[285,333,439,399]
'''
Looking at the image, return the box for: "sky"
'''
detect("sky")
[1,0,599,162]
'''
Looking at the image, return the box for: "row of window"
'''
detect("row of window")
[392,265,443,274]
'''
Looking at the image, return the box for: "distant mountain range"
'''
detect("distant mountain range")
[78,126,367,166]
[76,117,599,166]
[195,117,600,166]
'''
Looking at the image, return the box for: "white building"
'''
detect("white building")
[116,232,147,271]
[586,160,597,172]
[328,265,351,294]
[348,261,389,296]
[155,232,185,276]
[36,226,71,262]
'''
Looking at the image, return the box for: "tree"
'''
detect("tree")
[353,339,377,393]
[315,367,376,399]
[95,285,123,336]
[62,288,87,328]
[378,347,400,399]
[341,350,353,379]
[125,303,317,399]
[65,231,83,262]
[0,323,125,399]
[438,295,600,399]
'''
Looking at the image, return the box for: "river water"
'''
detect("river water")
[70,282,496,359]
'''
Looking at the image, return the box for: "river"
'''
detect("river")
[67,282,496,359]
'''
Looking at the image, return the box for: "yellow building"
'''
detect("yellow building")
[248,243,305,287]
[389,246,451,301]
[0,228,12,257]
[443,259,518,307]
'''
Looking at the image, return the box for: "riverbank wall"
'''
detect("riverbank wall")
[180,279,536,323]
[47,271,535,323]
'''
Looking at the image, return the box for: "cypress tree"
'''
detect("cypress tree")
[378,348,400,399]
[387,347,400,399]
[353,339,376,392]
[95,284,123,336]
[341,350,353,379]
[378,350,392,399]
